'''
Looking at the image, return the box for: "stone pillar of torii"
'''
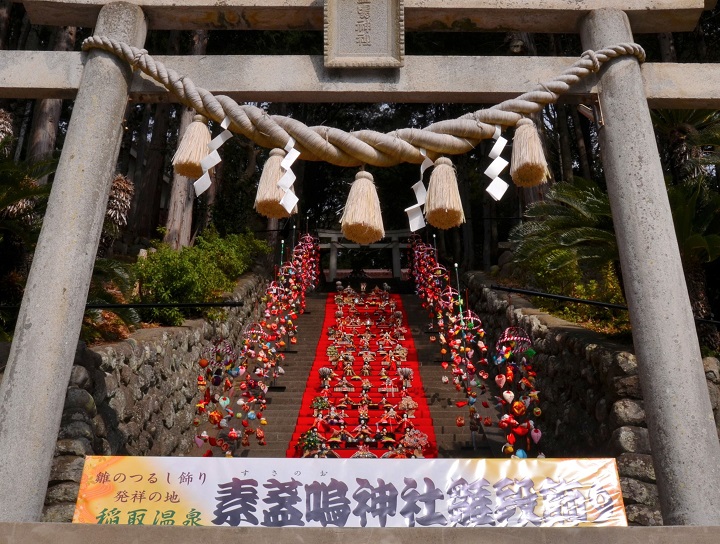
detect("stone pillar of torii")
[0,0,718,525]
[0,2,148,522]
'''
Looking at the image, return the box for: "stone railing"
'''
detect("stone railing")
[0,273,268,522]
[463,271,720,527]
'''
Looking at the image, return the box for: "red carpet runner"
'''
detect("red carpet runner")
[286,289,437,458]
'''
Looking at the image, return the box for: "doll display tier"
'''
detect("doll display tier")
[286,289,437,458]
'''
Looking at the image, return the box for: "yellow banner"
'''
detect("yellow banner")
[73,456,626,527]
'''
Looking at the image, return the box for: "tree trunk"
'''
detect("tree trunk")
[126,104,152,241]
[133,102,171,239]
[657,32,677,62]
[549,37,574,183]
[10,17,40,161]
[694,21,708,61]
[452,228,462,268]
[508,33,551,204]
[12,101,32,162]
[437,228,448,264]
[163,29,208,249]
[570,107,593,180]
[263,217,279,274]
[116,104,136,175]
[557,105,574,182]
[163,107,196,250]
[200,164,219,232]
[28,26,76,184]
[0,0,12,50]
[685,263,720,352]
[14,12,30,51]
[4,7,23,51]
[0,1,16,112]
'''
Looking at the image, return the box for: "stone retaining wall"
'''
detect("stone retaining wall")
[464,271,720,527]
[0,273,267,522]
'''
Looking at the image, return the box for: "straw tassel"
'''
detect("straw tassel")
[341,170,384,245]
[510,118,550,187]
[172,114,211,178]
[255,148,294,218]
[424,157,465,230]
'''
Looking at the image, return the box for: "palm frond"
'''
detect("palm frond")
[557,227,618,248]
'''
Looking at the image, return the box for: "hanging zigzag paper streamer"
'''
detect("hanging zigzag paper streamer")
[278,137,301,214]
[193,116,233,196]
[405,148,434,232]
[255,148,292,218]
[254,138,301,217]
[486,127,511,201]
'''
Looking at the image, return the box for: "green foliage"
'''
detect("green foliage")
[510,177,720,340]
[81,258,141,344]
[0,137,55,340]
[519,252,628,333]
[652,109,720,187]
[196,229,270,278]
[133,230,269,325]
[550,266,629,334]
[510,178,619,275]
[0,157,53,245]
[509,178,627,334]
[668,182,720,266]
[209,138,263,236]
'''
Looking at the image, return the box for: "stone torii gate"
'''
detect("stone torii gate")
[1,0,720,528]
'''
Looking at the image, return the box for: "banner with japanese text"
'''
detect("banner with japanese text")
[73,456,626,527]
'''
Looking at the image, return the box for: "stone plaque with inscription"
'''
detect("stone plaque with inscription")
[324,0,404,68]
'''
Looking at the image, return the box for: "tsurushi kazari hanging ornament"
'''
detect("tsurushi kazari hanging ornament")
[172,114,211,178]
[510,118,550,187]
[424,157,465,230]
[341,170,384,245]
[492,327,543,458]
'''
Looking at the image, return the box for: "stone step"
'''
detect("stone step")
[194,292,507,459]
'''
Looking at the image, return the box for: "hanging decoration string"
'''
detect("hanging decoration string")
[81,37,644,167]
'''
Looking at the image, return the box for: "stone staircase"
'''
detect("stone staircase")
[231,290,504,459]
[401,295,503,458]
[234,292,327,458]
